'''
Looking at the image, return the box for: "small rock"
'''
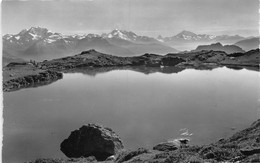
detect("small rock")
[116,148,149,163]
[153,142,179,151]
[106,155,115,161]
[179,138,189,145]
[218,138,225,142]
[256,137,260,143]
[85,156,97,162]
[240,147,260,156]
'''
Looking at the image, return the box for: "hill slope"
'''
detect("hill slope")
[234,37,259,51]
[194,42,245,54]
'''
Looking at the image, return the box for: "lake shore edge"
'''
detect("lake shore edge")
[3,49,259,92]
[26,119,260,163]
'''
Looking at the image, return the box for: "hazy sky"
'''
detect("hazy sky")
[1,0,259,37]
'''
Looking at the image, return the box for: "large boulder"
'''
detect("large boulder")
[60,124,124,161]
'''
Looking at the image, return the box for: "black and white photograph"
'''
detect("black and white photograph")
[1,0,260,162]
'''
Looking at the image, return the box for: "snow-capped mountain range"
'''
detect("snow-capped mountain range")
[159,30,244,42]
[3,27,178,60]
[3,27,100,48]
[161,30,217,41]
[157,30,249,51]
[3,27,245,46]
[3,27,160,48]
[102,29,158,43]
[2,27,258,61]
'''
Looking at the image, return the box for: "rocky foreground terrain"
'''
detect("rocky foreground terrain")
[3,49,259,92]
[26,119,260,163]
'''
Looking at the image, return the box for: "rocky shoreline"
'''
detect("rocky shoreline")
[3,62,63,92]
[3,49,259,92]
[26,119,260,163]
[38,49,259,72]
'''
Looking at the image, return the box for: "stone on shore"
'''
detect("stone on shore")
[27,119,260,163]
[60,124,124,161]
[240,147,260,156]
[153,142,179,152]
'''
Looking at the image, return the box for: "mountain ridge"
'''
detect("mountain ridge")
[3,27,178,61]
[194,42,245,54]
[3,27,258,62]
[234,37,260,51]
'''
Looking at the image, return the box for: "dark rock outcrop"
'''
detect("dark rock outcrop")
[222,48,260,67]
[60,124,124,161]
[169,49,259,69]
[240,147,260,156]
[153,142,179,152]
[161,56,185,66]
[3,70,62,92]
[3,64,63,92]
[6,62,28,67]
[115,148,150,163]
[38,50,186,71]
[39,49,259,74]
[3,62,63,92]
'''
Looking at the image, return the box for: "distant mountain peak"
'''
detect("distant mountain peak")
[85,33,101,39]
[111,28,123,33]
[111,29,137,36]
[159,30,245,44]
[27,26,51,36]
[104,29,139,41]
[29,26,48,31]
[177,30,197,36]
[173,30,199,40]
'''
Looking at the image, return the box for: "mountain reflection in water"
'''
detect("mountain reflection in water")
[63,66,186,76]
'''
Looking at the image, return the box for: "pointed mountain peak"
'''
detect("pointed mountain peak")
[112,28,121,32]
[177,30,197,36]
[110,29,137,36]
[28,26,50,35]
[105,29,138,41]
[110,29,123,34]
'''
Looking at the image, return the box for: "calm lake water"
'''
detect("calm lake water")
[3,67,260,163]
